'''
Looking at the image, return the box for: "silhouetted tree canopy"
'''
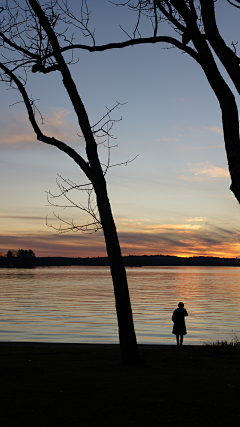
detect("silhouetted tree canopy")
[17,249,36,258]
[112,0,240,204]
[53,0,240,205]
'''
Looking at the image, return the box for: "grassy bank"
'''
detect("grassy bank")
[1,344,240,427]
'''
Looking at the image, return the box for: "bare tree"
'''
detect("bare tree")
[55,0,240,205]
[46,101,136,235]
[0,0,139,365]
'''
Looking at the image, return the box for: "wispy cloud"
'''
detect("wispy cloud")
[157,136,180,142]
[0,220,240,258]
[182,217,207,222]
[41,108,80,142]
[118,223,240,257]
[118,226,240,257]
[120,218,150,222]
[173,125,184,132]
[119,218,150,226]
[202,125,223,135]
[0,231,106,257]
[182,145,223,151]
[180,161,229,181]
[120,223,204,231]
[158,124,224,150]
[0,112,35,146]
[145,224,204,231]
[0,108,81,147]
[0,214,45,220]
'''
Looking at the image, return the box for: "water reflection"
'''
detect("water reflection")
[0,266,239,344]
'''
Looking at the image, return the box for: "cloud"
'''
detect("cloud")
[0,108,82,147]
[173,125,184,132]
[0,231,106,257]
[117,226,240,258]
[116,218,240,258]
[120,223,203,230]
[157,136,180,142]
[182,217,207,222]
[158,124,224,150]
[182,145,223,151]
[0,112,35,146]
[119,218,151,226]
[145,224,203,231]
[120,218,150,222]
[118,219,204,232]
[202,125,223,135]
[41,108,81,142]
[1,219,240,258]
[0,214,45,220]
[180,161,229,181]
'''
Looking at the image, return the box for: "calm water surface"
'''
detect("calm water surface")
[0,266,240,345]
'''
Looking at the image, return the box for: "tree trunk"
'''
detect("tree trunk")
[93,177,139,365]
[1,0,139,365]
[192,44,240,204]
[170,0,240,204]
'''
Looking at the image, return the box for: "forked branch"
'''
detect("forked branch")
[46,175,102,234]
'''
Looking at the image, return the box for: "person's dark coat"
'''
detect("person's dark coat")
[172,307,188,335]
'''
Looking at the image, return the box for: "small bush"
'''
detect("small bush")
[203,335,240,347]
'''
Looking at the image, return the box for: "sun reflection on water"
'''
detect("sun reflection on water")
[0,266,239,344]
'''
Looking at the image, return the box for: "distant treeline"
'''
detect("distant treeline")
[0,249,36,268]
[1,253,240,268]
[34,255,240,267]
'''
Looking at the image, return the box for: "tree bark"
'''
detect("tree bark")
[93,175,139,365]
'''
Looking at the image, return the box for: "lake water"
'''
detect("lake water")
[0,266,240,345]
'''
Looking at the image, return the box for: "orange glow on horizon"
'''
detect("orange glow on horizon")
[1,224,240,259]
[1,241,239,259]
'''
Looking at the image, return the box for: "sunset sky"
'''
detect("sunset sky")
[1,0,240,258]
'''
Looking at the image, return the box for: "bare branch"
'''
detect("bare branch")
[0,30,40,59]
[231,40,238,55]
[0,60,92,179]
[153,0,158,37]
[56,0,96,46]
[46,174,102,234]
[227,0,240,9]
[59,35,200,63]
[102,155,139,171]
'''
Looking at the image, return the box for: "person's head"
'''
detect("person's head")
[178,302,184,308]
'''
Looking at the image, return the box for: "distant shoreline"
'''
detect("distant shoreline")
[34,255,240,267]
[1,254,240,268]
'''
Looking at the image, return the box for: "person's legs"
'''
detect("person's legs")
[176,335,179,346]
[180,335,183,346]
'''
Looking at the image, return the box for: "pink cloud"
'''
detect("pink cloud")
[0,109,82,147]
[202,125,223,135]
[180,161,229,181]
[1,222,240,258]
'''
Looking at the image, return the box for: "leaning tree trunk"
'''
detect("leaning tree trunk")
[93,176,139,365]
[197,54,240,204]
[5,0,139,365]
[170,0,240,204]
[184,21,240,204]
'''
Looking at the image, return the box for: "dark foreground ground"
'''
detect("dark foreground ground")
[1,342,240,427]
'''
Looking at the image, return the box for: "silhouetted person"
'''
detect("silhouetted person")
[172,302,188,346]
